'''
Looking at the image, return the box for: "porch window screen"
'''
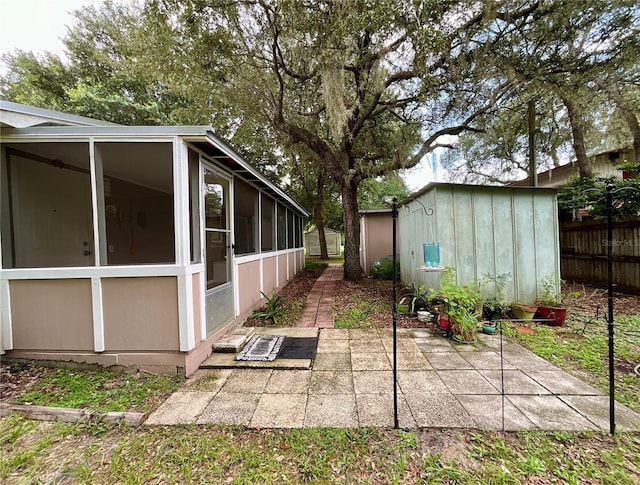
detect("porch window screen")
[261,195,275,252]
[98,142,175,265]
[277,204,286,250]
[295,214,303,248]
[1,143,95,268]
[234,178,258,255]
[287,208,295,249]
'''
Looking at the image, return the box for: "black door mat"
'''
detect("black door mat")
[235,335,285,361]
[277,337,319,360]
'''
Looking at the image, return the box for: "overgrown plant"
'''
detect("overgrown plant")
[249,289,285,324]
[398,283,429,315]
[372,256,400,280]
[539,274,579,306]
[431,267,481,341]
[480,272,511,319]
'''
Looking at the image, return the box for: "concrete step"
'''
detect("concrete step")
[212,326,255,353]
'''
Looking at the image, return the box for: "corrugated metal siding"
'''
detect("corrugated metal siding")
[400,185,560,304]
[305,229,341,256]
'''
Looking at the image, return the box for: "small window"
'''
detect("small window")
[261,194,275,252]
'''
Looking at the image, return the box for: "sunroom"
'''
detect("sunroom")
[0,102,307,376]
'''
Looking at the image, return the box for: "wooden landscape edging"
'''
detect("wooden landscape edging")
[0,402,145,426]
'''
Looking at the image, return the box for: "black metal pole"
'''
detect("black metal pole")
[606,184,615,435]
[392,197,399,429]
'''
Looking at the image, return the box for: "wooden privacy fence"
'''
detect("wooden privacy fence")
[560,217,640,294]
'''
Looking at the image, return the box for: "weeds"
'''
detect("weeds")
[2,416,639,484]
[5,363,183,413]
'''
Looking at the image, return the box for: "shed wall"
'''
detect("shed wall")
[400,186,559,304]
[360,212,397,275]
[305,230,341,256]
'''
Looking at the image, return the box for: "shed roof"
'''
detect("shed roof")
[400,182,557,207]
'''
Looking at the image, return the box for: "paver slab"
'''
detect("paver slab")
[437,370,500,395]
[480,370,551,395]
[181,369,231,392]
[404,393,476,428]
[265,370,311,394]
[197,392,260,425]
[309,370,354,394]
[223,369,273,393]
[304,394,358,427]
[313,352,351,370]
[507,395,598,431]
[397,370,449,394]
[251,393,307,428]
[424,352,473,369]
[559,395,640,431]
[353,370,394,394]
[350,338,386,353]
[393,352,433,370]
[351,352,391,371]
[356,393,416,428]
[145,391,215,425]
[456,394,537,431]
[317,338,350,353]
[461,351,516,370]
[525,370,601,395]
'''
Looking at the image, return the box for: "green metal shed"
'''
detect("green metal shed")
[399,183,560,304]
[304,228,342,256]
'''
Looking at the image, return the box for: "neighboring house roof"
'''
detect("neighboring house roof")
[509,148,633,187]
[0,101,308,216]
[0,100,120,127]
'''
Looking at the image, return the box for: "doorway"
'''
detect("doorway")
[203,166,234,336]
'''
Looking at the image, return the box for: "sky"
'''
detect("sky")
[0,0,98,61]
[0,0,439,190]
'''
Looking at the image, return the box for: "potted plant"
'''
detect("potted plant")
[479,272,511,334]
[398,283,430,316]
[536,274,569,326]
[431,267,481,343]
[511,302,538,321]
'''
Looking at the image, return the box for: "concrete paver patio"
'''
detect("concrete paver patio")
[146,327,640,431]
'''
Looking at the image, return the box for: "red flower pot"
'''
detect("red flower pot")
[536,305,567,326]
[437,314,453,331]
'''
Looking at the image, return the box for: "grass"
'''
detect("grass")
[1,416,639,484]
[4,362,184,413]
[501,315,640,412]
[305,255,344,265]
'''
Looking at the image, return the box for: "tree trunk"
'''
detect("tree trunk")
[313,194,329,260]
[341,180,363,281]
[599,82,640,164]
[561,95,592,177]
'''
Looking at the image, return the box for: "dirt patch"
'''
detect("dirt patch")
[564,283,640,318]
[0,362,55,402]
[415,429,476,469]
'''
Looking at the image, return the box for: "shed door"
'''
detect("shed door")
[203,167,234,336]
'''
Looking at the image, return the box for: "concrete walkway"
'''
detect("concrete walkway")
[146,327,640,431]
[296,263,343,328]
